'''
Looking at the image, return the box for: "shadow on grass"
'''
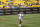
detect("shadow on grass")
[21,25,28,27]
[21,26,25,27]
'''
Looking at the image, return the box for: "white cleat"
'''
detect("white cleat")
[18,24,21,27]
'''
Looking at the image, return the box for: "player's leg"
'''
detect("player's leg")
[18,19,22,27]
[19,19,22,24]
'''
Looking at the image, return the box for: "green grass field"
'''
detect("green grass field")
[0,14,40,27]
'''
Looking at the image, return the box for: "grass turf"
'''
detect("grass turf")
[0,14,40,27]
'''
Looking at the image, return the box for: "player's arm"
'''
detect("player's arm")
[18,14,19,17]
[22,15,24,17]
[22,14,24,17]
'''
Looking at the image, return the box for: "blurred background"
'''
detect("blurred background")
[0,0,40,15]
[0,0,40,27]
[0,0,40,9]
